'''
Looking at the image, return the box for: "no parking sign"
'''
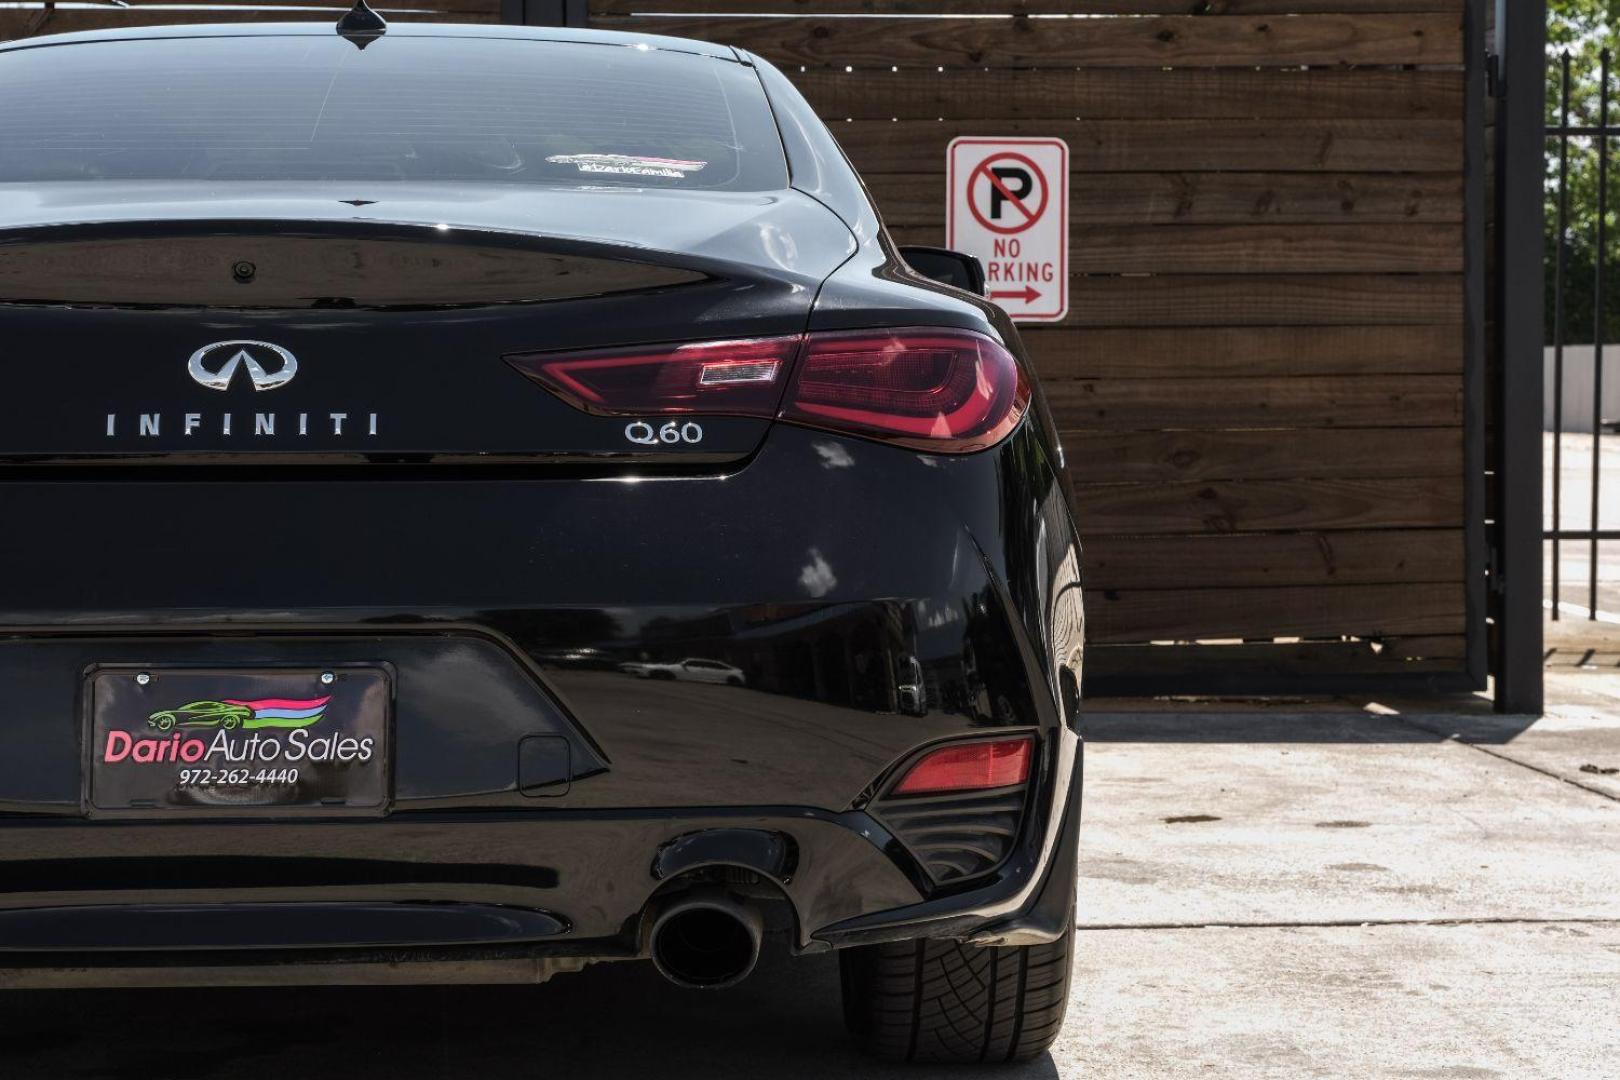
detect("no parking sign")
[947,137,1069,323]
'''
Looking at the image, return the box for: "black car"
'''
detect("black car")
[0,15,1085,1065]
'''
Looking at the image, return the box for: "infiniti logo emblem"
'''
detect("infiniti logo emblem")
[187,340,298,392]
[104,338,375,441]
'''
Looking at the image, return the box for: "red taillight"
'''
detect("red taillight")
[892,737,1033,796]
[782,329,1029,454]
[507,336,800,417]
[507,327,1028,453]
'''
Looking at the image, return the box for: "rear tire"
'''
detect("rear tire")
[839,928,1073,1064]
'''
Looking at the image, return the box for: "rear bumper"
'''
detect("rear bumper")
[0,750,1080,988]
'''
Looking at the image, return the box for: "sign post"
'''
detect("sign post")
[946,137,1069,323]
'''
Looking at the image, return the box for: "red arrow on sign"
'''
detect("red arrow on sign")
[990,285,1042,304]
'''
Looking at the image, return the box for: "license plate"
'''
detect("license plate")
[85,667,390,816]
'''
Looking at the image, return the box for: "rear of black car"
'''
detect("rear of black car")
[0,24,1084,1063]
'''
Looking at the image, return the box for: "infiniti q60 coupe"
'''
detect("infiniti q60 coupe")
[0,16,1085,1065]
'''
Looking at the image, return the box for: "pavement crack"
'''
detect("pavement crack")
[1385,714,1620,804]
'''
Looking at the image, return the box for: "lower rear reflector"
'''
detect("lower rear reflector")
[892,736,1033,796]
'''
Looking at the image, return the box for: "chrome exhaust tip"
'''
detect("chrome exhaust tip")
[647,888,764,990]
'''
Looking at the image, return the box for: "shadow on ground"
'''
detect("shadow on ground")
[2,941,1061,1080]
[1080,708,1541,745]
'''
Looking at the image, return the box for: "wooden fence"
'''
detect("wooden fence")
[0,0,1481,693]
[591,0,1477,692]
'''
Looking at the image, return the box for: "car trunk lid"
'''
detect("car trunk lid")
[0,184,856,465]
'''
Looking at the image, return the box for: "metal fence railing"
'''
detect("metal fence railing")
[1547,48,1620,623]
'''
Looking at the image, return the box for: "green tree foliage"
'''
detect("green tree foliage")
[1548,1,1620,343]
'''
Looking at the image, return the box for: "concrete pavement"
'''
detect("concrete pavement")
[1069,684,1620,1078]
[1070,920,1619,1078]
[1078,708,1616,926]
[3,672,1617,1078]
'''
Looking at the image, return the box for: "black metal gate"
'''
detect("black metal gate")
[1547,43,1620,636]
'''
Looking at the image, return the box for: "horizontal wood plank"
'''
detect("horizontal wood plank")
[1062,427,1463,483]
[889,223,1462,274]
[1072,476,1462,534]
[1376,634,1470,661]
[1082,529,1463,589]
[1061,223,1461,275]
[1061,274,1462,327]
[1081,638,1468,687]
[596,3,1465,14]
[1087,581,1466,642]
[837,119,1462,174]
[795,68,1463,120]
[1023,325,1462,379]
[596,14,1463,67]
[871,172,1464,228]
[1045,374,1462,429]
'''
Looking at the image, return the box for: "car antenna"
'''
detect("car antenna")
[336,0,388,50]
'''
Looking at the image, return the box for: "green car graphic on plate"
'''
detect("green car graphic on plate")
[145,695,331,732]
[146,701,254,732]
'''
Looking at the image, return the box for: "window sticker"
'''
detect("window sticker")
[546,153,708,179]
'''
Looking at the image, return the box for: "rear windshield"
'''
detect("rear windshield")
[0,35,788,191]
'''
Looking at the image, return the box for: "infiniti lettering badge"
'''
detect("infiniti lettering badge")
[188,340,298,392]
[100,341,379,441]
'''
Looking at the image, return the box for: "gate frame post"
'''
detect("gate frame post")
[1492,0,1547,714]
